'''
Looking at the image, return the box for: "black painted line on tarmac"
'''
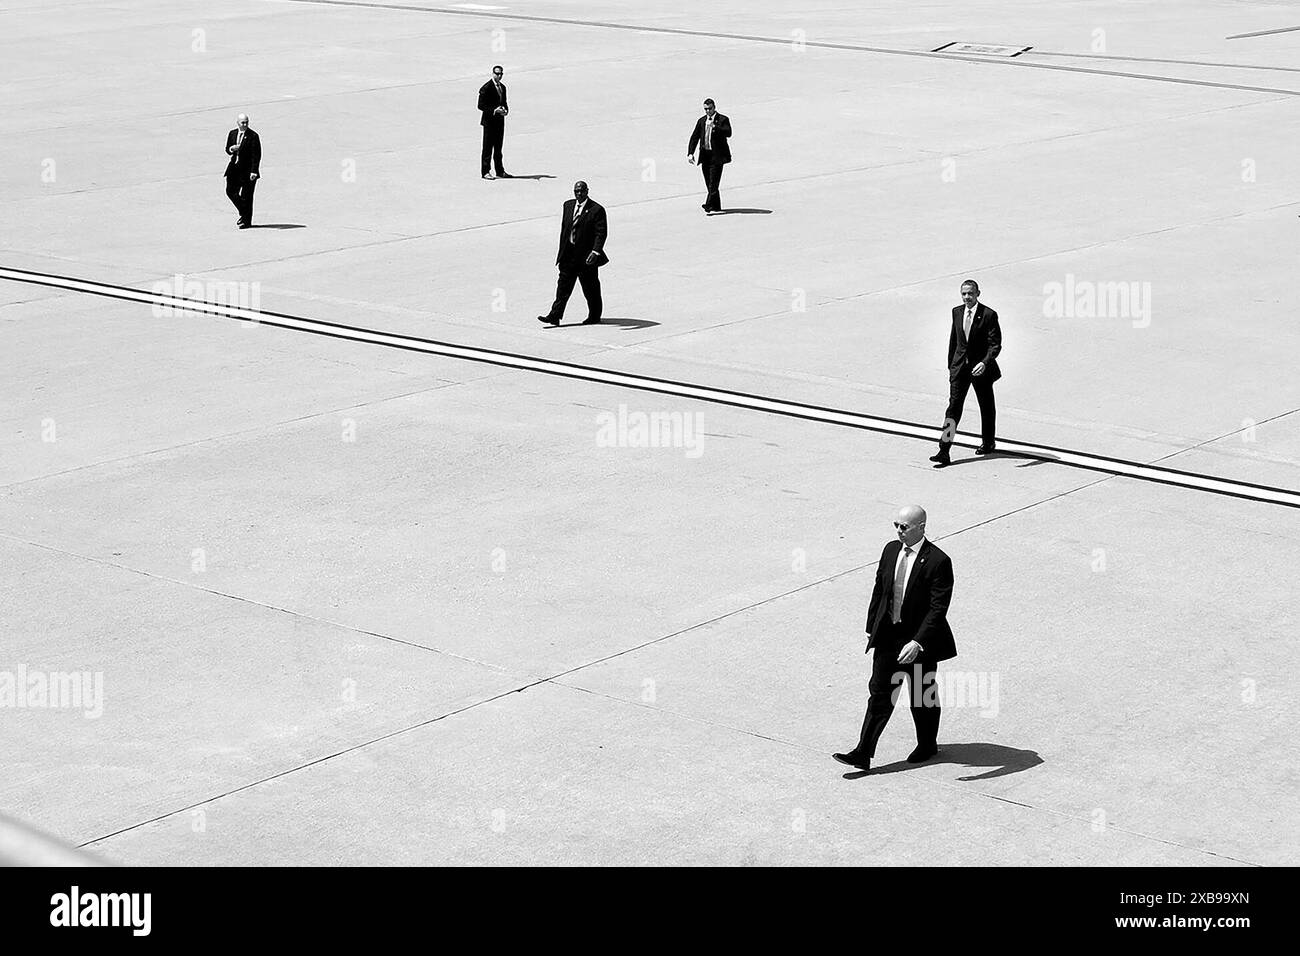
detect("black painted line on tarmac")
[3,265,1297,509]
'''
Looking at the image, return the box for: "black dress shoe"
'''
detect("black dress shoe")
[833,752,870,770]
[581,317,601,325]
[975,443,996,455]
[237,222,250,229]
[928,449,949,463]
[537,315,559,326]
[906,744,938,763]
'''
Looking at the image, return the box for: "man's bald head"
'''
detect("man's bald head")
[236,114,249,128]
[894,505,927,547]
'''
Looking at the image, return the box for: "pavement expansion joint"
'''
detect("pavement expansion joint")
[278,0,1300,96]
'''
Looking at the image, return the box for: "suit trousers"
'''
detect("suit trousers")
[941,369,996,447]
[481,121,505,176]
[699,152,724,211]
[547,260,602,322]
[856,628,941,758]
[225,176,256,224]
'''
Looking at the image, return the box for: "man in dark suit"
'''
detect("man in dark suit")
[477,65,509,179]
[930,279,1003,467]
[537,181,609,326]
[687,98,731,214]
[834,505,956,772]
[223,114,261,229]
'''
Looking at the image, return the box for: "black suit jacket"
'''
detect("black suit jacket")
[478,80,508,126]
[224,128,261,179]
[556,199,609,268]
[688,113,732,163]
[865,539,957,662]
[948,302,1002,382]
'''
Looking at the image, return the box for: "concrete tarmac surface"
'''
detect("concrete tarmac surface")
[2,0,1298,865]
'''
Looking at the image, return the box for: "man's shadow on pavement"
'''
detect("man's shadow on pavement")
[248,223,306,229]
[713,207,772,215]
[843,743,1043,781]
[542,317,660,330]
[502,174,556,180]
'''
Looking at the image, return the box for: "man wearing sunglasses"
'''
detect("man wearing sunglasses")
[477,65,509,179]
[834,505,957,772]
[687,98,732,214]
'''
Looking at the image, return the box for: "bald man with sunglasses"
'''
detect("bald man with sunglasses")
[834,505,957,772]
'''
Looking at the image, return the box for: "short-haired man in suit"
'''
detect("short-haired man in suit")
[223,114,261,229]
[930,279,1002,467]
[477,65,509,179]
[687,98,731,214]
[537,181,609,326]
[834,505,956,772]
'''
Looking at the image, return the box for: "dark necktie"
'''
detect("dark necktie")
[569,204,582,245]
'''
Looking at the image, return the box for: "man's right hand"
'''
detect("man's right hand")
[687,155,696,165]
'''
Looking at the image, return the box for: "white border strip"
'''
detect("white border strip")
[4,266,1297,509]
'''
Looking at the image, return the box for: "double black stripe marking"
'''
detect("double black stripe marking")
[2,265,1296,509]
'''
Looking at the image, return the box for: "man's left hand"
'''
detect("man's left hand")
[971,362,985,377]
[897,640,922,664]
[585,252,598,265]
[249,172,258,181]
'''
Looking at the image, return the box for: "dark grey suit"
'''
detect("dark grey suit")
[941,302,1002,448]
[543,198,609,322]
[223,127,261,225]
[854,538,956,757]
[477,79,508,176]
[687,112,732,211]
